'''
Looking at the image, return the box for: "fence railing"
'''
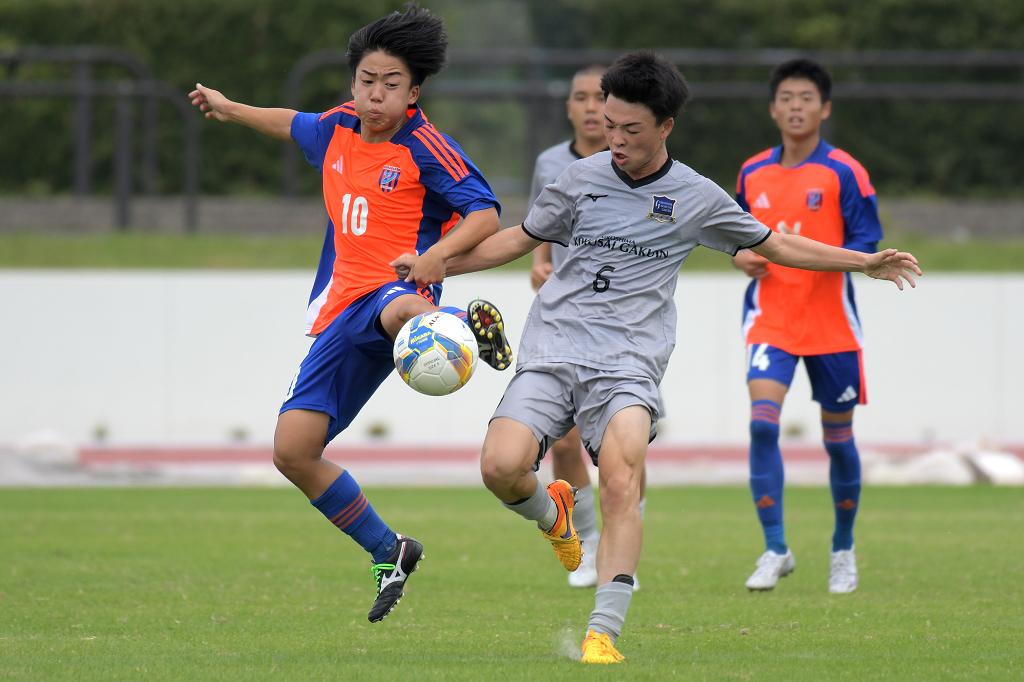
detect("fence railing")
[3,47,1023,230]
[280,47,1024,197]
[0,46,199,231]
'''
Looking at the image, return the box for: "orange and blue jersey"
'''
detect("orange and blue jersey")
[291,102,500,336]
[736,139,882,355]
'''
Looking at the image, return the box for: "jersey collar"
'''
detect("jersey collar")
[569,139,609,159]
[611,154,673,189]
[387,105,427,146]
[774,138,832,168]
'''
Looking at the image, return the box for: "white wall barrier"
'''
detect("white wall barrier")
[1,271,1021,448]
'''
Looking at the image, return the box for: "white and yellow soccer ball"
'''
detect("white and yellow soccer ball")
[393,311,478,396]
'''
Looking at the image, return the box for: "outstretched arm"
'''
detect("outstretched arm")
[751,231,921,290]
[392,224,540,283]
[188,84,295,140]
[447,225,540,276]
[394,208,502,286]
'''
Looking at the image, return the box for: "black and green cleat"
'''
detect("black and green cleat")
[368,535,424,623]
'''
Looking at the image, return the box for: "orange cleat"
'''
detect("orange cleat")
[541,479,582,571]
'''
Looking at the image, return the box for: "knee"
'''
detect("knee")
[480,442,536,493]
[600,470,640,516]
[273,437,317,478]
[750,418,780,443]
[550,435,582,463]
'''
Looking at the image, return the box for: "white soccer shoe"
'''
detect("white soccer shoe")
[829,549,858,594]
[567,537,640,591]
[745,549,796,591]
[568,536,599,588]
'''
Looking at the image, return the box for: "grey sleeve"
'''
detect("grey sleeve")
[522,165,578,247]
[696,178,771,255]
[528,158,547,206]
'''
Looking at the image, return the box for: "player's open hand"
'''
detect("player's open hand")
[733,249,769,279]
[188,83,233,122]
[863,248,921,290]
[530,262,553,291]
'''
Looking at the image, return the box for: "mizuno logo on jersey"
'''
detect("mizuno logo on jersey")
[331,155,344,175]
[836,386,858,403]
[752,192,771,209]
[584,193,608,202]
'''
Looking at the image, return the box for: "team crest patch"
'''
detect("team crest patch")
[806,188,823,211]
[648,195,677,223]
[379,165,401,193]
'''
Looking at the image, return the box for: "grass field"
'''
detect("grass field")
[1,231,1024,271]
[2,486,1021,680]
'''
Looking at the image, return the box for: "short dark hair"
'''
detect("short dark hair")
[769,58,832,102]
[347,4,447,86]
[601,51,690,124]
[572,64,606,80]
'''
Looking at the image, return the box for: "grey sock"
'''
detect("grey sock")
[502,478,557,531]
[573,484,599,541]
[587,581,634,642]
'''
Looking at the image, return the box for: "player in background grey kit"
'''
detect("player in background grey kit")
[392,51,920,664]
[528,65,647,591]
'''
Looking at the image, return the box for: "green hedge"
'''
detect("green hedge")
[1,0,1022,197]
[528,0,1024,196]
[0,0,388,196]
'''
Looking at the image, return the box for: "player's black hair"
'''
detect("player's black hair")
[347,3,447,86]
[572,64,607,80]
[600,51,690,124]
[769,58,832,103]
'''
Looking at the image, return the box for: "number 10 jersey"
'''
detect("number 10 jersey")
[291,102,499,336]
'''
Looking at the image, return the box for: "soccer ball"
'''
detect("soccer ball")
[393,311,478,396]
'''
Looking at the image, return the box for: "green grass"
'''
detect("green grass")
[0,231,1022,271]
[1,486,1021,680]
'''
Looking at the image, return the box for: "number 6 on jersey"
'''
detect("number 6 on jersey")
[592,265,615,293]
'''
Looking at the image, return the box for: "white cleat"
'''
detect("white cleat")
[568,536,599,588]
[745,549,796,591]
[566,538,640,591]
[829,549,858,594]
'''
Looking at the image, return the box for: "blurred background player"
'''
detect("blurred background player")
[733,58,884,594]
[395,50,918,664]
[188,5,512,623]
[527,65,645,590]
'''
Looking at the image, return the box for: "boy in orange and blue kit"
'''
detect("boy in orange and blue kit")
[734,59,882,594]
[189,6,512,622]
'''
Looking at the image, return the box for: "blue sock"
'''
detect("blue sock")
[439,305,468,324]
[311,471,397,563]
[824,421,860,552]
[749,400,787,554]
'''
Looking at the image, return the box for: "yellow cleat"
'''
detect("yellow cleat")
[580,630,625,664]
[542,479,582,571]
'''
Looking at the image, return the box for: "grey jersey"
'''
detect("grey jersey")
[520,151,771,382]
[528,141,584,270]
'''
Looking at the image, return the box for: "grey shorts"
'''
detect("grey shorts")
[490,363,660,466]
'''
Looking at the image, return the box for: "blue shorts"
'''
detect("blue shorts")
[746,343,867,413]
[281,280,441,443]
